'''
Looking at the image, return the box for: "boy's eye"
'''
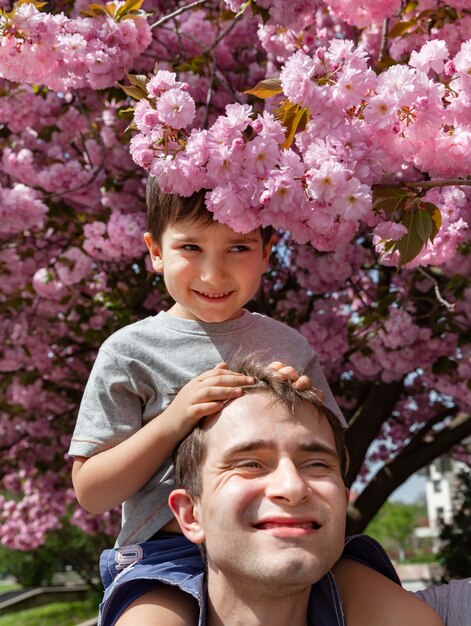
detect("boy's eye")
[181,244,201,251]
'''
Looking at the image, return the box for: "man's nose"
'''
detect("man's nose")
[265,459,311,505]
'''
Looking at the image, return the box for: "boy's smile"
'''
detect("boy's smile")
[144,218,272,323]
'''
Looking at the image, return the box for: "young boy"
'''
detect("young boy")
[69,178,345,625]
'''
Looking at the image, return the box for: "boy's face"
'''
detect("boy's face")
[144,218,272,323]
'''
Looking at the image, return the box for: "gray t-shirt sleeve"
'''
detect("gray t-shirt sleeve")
[303,349,346,428]
[415,579,471,626]
[68,348,144,457]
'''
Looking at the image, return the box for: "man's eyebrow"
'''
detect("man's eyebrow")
[300,442,338,457]
[221,440,276,458]
[220,440,338,458]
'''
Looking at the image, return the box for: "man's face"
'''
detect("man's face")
[186,392,349,593]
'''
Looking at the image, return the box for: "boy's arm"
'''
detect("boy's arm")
[332,558,444,626]
[72,364,253,514]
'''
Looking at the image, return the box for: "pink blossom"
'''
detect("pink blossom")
[374,221,408,241]
[32,268,65,300]
[409,40,449,75]
[55,248,93,285]
[0,184,48,236]
[133,99,161,136]
[155,88,196,129]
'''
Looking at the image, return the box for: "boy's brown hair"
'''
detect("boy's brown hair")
[146,176,273,244]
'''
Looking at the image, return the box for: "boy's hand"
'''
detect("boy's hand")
[166,363,254,438]
[267,361,315,393]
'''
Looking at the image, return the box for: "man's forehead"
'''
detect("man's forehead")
[203,391,333,449]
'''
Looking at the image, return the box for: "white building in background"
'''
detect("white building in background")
[425,455,455,529]
[417,440,471,551]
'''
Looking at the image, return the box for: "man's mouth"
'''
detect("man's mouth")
[254,520,321,531]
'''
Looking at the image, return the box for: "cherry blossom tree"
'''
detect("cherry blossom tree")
[0,0,470,552]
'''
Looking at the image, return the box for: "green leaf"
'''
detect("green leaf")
[234,0,251,18]
[280,105,309,150]
[404,1,418,13]
[81,3,114,17]
[250,1,270,23]
[395,211,427,266]
[125,71,149,92]
[245,78,283,99]
[115,0,144,19]
[388,20,416,38]
[116,82,147,101]
[372,184,409,215]
[421,201,442,242]
[414,208,433,243]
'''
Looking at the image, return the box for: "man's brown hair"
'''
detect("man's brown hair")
[146,176,274,244]
[174,355,347,501]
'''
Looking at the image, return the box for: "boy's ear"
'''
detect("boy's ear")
[143,232,164,273]
[168,489,205,545]
[262,233,277,270]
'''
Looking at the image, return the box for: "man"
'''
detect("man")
[169,357,445,626]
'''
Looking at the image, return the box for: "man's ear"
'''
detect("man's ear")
[143,232,164,273]
[168,489,205,545]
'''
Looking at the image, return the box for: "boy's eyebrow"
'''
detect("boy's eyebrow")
[227,235,261,244]
[170,233,261,244]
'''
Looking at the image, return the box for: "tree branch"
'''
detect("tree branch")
[347,410,471,534]
[150,0,209,31]
[345,379,404,485]
[402,178,471,190]
[417,267,455,311]
[378,18,389,62]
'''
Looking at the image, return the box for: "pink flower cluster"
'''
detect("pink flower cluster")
[349,307,455,383]
[0,183,48,236]
[375,187,470,268]
[83,210,147,261]
[130,37,471,259]
[0,471,66,549]
[324,0,401,28]
[0,2,152,91]
[224,0,322,29]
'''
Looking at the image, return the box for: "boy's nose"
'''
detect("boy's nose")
[200,258,226,283]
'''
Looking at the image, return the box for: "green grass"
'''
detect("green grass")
[0,584,22,595]
[0,596,98,626]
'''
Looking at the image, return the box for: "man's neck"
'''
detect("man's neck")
[206,577,311,626]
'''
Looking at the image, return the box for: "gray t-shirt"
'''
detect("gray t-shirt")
[69,310,344,547]
[415,579,471,626]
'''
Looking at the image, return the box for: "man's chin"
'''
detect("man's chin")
[250,552,334,589]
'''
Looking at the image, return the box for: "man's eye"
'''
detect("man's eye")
[236,461,262,469]
[305,460,330,470]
